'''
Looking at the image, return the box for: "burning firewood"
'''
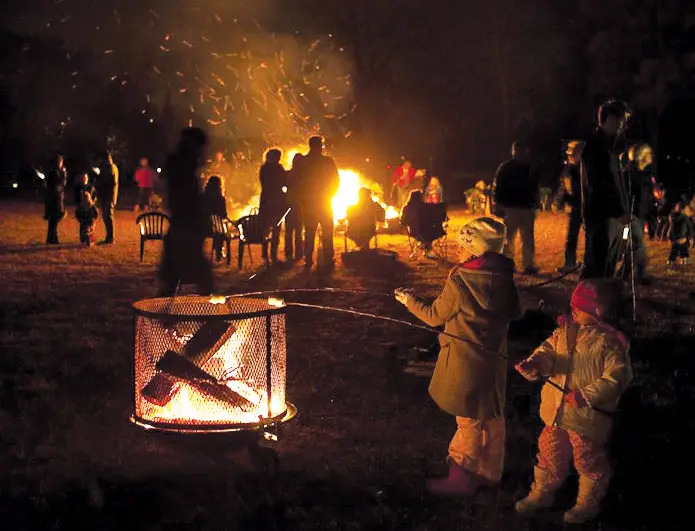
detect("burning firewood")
[142,320,238,406]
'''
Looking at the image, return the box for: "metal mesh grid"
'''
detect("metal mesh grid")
[133,296,286,428]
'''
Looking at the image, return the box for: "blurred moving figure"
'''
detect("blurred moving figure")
[346,187,385,250]
[202,175,229,262]
[284,152,305,262]
[134,157,157,213]
[556,140,584,273]
[258,148,288,265]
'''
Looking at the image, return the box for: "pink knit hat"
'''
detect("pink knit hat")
[571,281,601,318]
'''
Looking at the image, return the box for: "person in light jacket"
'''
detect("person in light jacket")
[395,217,523,496]
[514,280,632,524]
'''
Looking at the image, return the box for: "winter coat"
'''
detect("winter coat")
[669,212,695,244]
[625,165,653,220]
[346,199,385,241]
[286,154,305,207]
[493,159,539,209]
[164,152,206,233]
[392,166,417,188]
[97,162,119,206]
[405,253,523,419]
[259,162,288,225]
[523,320,632,443]
[75,185,98,221]
[202,192,227,219]
[135,166,157,189]
[44,166,67,221]
[581,129,628,222]
[301,152,340,213]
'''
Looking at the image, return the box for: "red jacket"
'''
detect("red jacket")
[135,167,157,189]
[392,166,416,188]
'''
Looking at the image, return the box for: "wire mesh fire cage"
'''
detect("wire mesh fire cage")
[130,295,296,470]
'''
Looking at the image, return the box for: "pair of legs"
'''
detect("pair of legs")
[668,242,690,263]
[46,217,61,244]
[262,225,282,263]
[503,208,536,271]
[78,219,96,246]
[583,217,623,279]
[158,230,215,297]
[284,207,303,261]
[100,201,115,243]
[137,187,152,211]
[304,207,335,267]
[562,206,582,268]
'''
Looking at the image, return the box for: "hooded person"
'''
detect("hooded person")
[395,217,523,496]
[514,280,632,524]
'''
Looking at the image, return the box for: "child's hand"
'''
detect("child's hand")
[515,359,542,380]
[564,390,589,408]
[394,287,413,306]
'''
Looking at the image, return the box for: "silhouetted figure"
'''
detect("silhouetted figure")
[202,175,228,261]
[494,140,539,275]
[581,100,630,279]
[285,152,305,261]
[96,151,119,244]
[259,148,288,265]
[346,187,385,250]
[648,184,669,240]
[556,141,584,273]
[668,203,694,266]
[158,128,214,296]
[44,154,67,244]
[134,157,157,212]
[624,143,654,283]
[75,172,98,246]
[301,136,340,269]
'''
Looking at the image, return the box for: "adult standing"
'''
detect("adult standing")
[556,141,584,273]
[96,151,119,244]
[44,154,67,244]
[301,136,340,270]
[625,143,654,283]
[390,160,417,209]
[158,128,214,297]
[284,152,305,262]
[258,148,288,265]
[493,140,540,275]
[580,100,630,279]
[134,157,157,212]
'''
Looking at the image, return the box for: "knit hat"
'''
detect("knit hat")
[570,279,622,320]
[457,217,506,256]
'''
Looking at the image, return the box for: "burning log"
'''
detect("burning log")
[142,320,238,406]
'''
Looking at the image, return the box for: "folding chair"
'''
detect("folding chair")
[208,214,237,267]
[404,203,448,260]
[136,212,170,262]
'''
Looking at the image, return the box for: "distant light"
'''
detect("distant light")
[92,167,101,175]
[12,182,18,189]
[156,167,162,173]
[365,158,370,163]
[149,118,154,123]
[282,186,288,193]
[35,170,45,180]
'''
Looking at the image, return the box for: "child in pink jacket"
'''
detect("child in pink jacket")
[514,280,632,524]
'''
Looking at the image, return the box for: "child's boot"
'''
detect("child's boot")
[515,466,559,516]
[563,475,608,524]
[426,462,479,497]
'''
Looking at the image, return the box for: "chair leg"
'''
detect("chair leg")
[238,242,244,270]
[140,238,145,262]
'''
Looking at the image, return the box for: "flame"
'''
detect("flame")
[385,205,400,220]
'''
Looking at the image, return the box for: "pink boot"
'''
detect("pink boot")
[426,463,480,496]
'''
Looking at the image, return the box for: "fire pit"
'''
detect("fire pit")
[130,295,296,470]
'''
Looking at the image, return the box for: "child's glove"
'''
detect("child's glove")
[514,358,543,381]
[564,389,589,408]
[394,287,413,306]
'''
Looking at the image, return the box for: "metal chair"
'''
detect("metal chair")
[235,213,272,269]
[209,214,237,267]
[136,212,170,262]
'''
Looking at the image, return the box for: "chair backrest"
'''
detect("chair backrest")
[136,212,170,238]
[408,202,447,243]
[210,214,230,237]
[236,214,270,244]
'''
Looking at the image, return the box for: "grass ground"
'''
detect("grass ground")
[0,198,693,530]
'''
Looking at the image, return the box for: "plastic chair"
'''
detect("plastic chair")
[209,214,237,267]
[136,212,170,262]
[235,214,272,269]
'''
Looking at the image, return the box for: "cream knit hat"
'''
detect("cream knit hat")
[456,217,506,256]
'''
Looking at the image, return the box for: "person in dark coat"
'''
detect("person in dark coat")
[95,151,119,244]
[259,148,288,265]
[668,203,694,266]
[44,154,68,244]
[202,175,228,261]
[580,100,630,279]
[556,141,584,273]
[346,187,385,250]
[301,136,340,269]
[284,152,305,262]
[624,143,654,283]
[74,172,98,246]
[648,184,670,241]
[158,127,214,297]
[493,140,540,275]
